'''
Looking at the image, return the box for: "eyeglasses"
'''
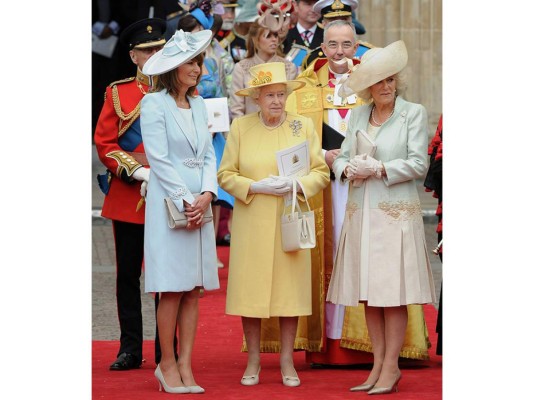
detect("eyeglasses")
[325,41,355,50]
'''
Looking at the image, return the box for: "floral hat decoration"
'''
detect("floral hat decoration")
[235,61,305,96]
[142,29,212,76]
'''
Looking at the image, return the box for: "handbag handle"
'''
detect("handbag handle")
[289,178,311,215]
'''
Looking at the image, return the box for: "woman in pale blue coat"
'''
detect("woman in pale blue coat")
[140,30,219,394]
[327,41,436,395]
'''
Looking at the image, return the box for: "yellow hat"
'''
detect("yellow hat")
[235,62,305,96]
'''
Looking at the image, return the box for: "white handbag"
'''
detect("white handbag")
[280,179,316,252]
[164,193,213,229]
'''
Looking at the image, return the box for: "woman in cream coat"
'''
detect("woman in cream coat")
[218,62,329,387]
[328,41,436,395]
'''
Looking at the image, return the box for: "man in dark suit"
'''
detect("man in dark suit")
[282,0,323,55]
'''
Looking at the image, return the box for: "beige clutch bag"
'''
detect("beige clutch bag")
[352,129,377,187]
[164,193,213,229]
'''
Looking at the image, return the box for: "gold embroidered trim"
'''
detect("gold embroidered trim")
[346,201,359,218]
[314,207,324,235]
[378,200,422,221]
[111,85,141,137]
[106,150,142,177]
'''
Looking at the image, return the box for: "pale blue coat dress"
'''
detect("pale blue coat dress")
[141,92,220,292]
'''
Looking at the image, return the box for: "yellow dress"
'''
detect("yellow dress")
[218,112,330,349]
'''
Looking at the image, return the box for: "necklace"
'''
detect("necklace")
[371,104,395,127]
[259,112,285,130]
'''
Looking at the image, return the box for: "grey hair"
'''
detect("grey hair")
[248,84,290,102]
[323,19,357,43]
[355,70,408,101]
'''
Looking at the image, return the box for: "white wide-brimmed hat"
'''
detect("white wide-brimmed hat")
[339,40,408,97]
[235,62,305,96]
[142,29,212,76]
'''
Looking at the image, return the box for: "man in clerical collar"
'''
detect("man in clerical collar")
[301,0,367,68]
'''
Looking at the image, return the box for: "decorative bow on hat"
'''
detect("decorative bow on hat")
[163,30,197,56]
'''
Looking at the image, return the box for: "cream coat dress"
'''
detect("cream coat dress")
[218,112,330,318]
[327,97,436,307]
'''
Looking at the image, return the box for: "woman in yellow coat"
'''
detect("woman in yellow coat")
[218,62,329,387]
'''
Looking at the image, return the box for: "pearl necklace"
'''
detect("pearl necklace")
[259,112,285,130]
[371,105,395,127]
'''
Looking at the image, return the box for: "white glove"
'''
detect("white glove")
[250,177,292,196]
[348,154,383,178]
[344,163,358,180]
[140,181,148,197]
[132,167,150,182]
[269,175,295,192]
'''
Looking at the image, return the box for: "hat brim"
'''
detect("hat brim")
[142,30,212,76]
[235,80,306,96]
[342,40,408,94]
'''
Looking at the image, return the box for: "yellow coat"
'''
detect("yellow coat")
[218,112,329,318]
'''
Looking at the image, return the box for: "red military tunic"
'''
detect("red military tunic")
[94,71,151,224]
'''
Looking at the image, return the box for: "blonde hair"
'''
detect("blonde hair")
[356,70,408,101]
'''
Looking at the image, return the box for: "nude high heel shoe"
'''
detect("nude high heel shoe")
[187,385,205,394]
[367,373,402,395]
[154,365,191,394]
[240,367,261,386]
[349,382,376,392]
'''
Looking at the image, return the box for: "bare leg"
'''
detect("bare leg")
[176,289,201,387]
[242,317,261,376]
[373,306,407,388]
[279,317,299,377]
[227,210,233,234]
[157,292,186,388]
[363,304,386,385]
[213,205,223,267]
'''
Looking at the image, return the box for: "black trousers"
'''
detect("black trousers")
[113,220,144,360]
[112,220,178,363]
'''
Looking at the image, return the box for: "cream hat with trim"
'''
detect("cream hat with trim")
[339,40,408,97]
[235,62,305,96]
[142,29,212,76]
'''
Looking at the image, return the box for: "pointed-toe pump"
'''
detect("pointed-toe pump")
[154,365,191,394]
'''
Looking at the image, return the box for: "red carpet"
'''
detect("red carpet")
[93,246,442,399]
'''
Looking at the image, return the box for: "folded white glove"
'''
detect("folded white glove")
[269,175,295,192]
[140,180,148,197]
[348,154,383,178]
[250,177,292,196]
[132,167,150,182]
